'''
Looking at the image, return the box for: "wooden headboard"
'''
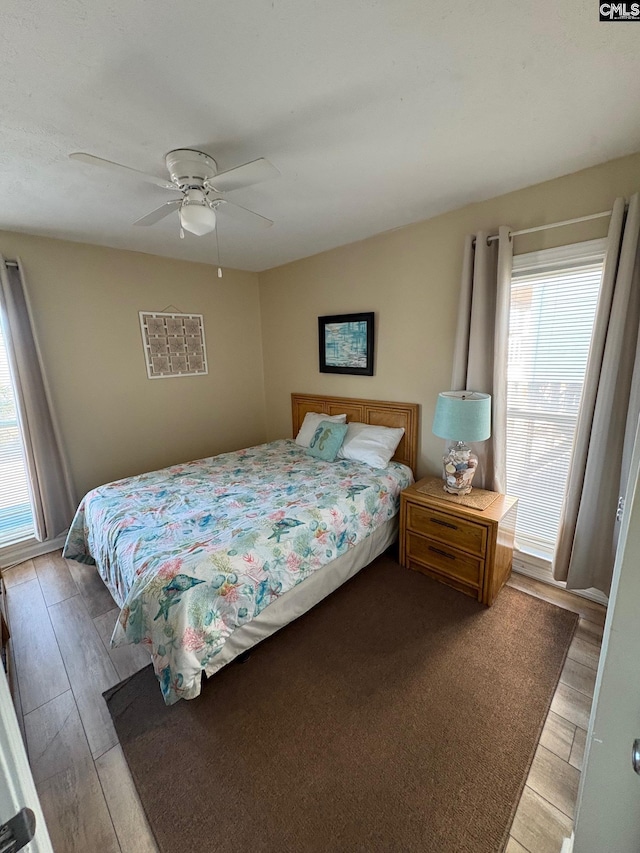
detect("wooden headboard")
[291,393,419,473]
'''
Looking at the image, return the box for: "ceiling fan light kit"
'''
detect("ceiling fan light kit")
[69,147,279,239]
[179,188,217,236]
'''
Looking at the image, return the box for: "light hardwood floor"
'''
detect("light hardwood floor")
[4,551,157,853]
[3,553,605,853]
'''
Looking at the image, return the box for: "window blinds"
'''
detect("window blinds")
[506,240,606,558]
[0,317,34,547]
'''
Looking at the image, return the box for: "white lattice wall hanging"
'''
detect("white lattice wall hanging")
[139,311,208,379]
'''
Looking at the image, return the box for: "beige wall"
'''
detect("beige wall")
[259,151,640,478]
[0,232,266,499]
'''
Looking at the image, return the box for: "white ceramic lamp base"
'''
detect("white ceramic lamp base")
[442,441,478,496]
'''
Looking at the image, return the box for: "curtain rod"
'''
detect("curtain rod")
[486,209,613,244]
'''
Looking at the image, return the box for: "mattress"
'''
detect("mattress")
[64,439,413,703]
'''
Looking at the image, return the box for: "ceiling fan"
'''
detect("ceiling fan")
[69,148,279,236]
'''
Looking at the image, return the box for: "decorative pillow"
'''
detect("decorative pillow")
[306,420,349,462]
[337,422,405,468]
[295,411,347,447]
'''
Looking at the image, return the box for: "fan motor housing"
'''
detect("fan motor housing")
[165,149,217,189]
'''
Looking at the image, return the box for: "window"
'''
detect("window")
[506,239,606,559]
[0,318,34,547]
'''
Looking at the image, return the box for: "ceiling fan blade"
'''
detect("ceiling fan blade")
[215,199,273,229]
[205,158,279,193]
[70,152,178,191]
[133,199,182,226]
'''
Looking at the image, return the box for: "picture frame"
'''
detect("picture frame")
[318,312,375,376]
[139,311,208,379]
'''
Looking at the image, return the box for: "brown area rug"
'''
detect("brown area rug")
[105,555,577,853]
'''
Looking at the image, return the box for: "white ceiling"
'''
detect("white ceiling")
[1,1,639,272]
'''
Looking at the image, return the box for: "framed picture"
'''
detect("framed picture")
[139,311,208,379]
[318,312,375,376]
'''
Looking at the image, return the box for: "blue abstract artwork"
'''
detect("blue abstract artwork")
[319,312,374,375]
[324,320,368,368]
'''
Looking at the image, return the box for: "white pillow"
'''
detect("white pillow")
[337,422,405,469]
[295,412,347,447]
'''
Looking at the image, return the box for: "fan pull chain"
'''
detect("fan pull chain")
[216,226,223,278]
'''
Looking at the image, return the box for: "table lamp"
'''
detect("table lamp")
[432,391,491,496]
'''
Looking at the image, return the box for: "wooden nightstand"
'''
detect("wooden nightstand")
[399,476,518,606]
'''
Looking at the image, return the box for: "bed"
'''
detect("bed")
[63,394,419,704]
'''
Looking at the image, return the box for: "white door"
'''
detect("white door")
[0,665,53,853]
[572,418,640,852]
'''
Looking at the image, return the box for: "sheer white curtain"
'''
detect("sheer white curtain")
[0,258,76,541]
[451,226,513,492]
[553,194,640,594]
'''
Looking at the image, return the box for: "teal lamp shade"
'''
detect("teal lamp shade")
[432,391,491,442]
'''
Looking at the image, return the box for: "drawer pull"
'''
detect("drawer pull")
[428,545,456,560]
[430,517,458,530]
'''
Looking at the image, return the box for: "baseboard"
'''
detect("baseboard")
[560,832,574,853]
[513,552,609,607]
[0,535,67,570]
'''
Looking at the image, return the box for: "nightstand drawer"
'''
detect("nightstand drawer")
[406,532,483,588]
[406,504,487,556]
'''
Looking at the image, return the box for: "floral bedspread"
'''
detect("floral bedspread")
[63,440,413,703]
